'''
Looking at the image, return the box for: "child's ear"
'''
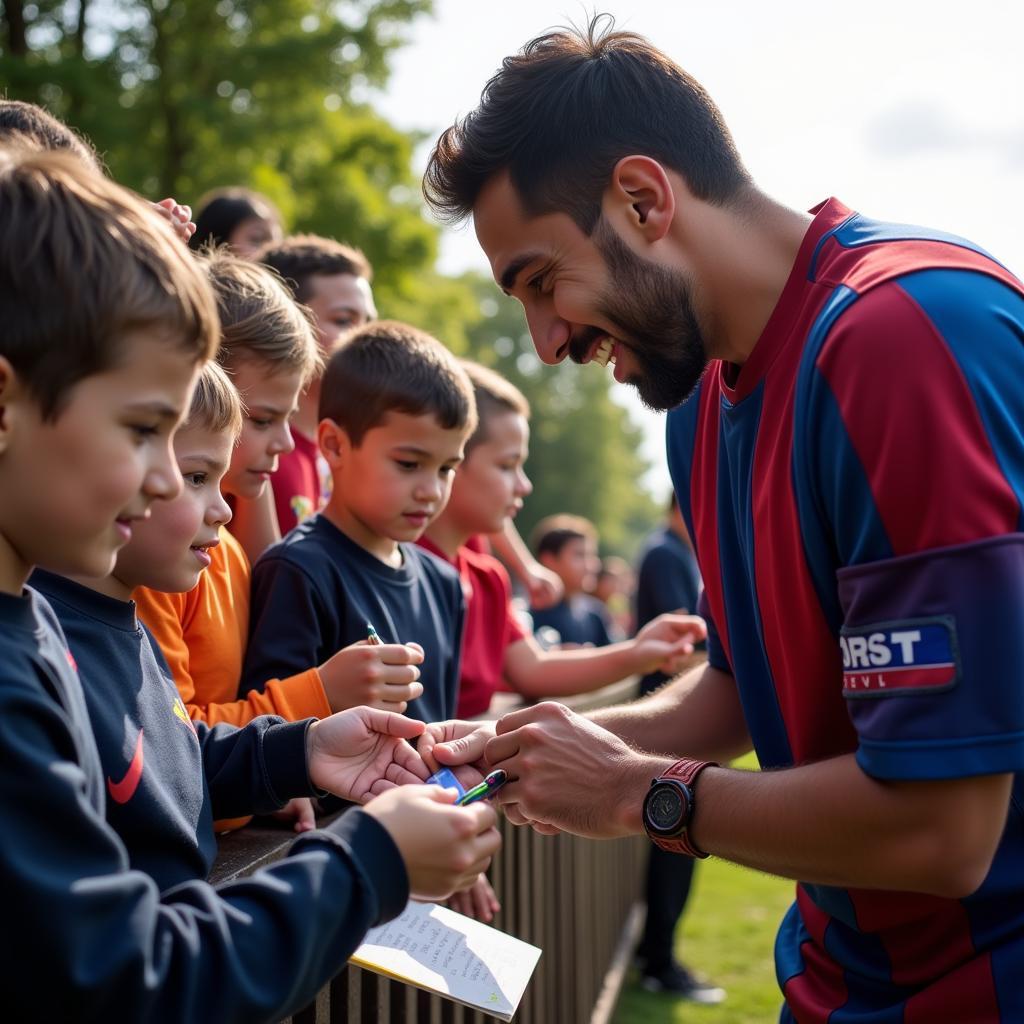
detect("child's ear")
[317,418,351,468]
[0,356,23,456]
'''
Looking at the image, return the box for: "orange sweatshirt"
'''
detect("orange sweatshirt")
[135,528,332,727]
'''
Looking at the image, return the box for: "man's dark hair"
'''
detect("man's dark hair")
[424,14,750,233]
[319,320,476,446]
[257,234,372,304]
[0,100,100,168]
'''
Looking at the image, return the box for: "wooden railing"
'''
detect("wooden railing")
[212,680,646,1024]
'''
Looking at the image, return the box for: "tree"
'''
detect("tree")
[0,0,482,348]
[1,1,660,538]
[463,275,661,558]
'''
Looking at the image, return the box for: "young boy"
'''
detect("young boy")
[0,148,498,1021]
[257,234,377,531]
[422,362,705,719]
[530,514,617,648]
[31,361,293,887]
[242,321,476,727]
[134,252,421,725]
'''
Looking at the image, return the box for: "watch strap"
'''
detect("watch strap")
[648,757,717,857]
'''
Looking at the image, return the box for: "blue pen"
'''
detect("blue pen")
[457,769,508,806]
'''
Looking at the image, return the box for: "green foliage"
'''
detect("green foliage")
[463,275,661,558]
[1,0,662,546]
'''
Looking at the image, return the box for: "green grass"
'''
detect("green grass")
[613,757,794,1024]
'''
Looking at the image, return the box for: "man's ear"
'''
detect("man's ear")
[602,156,676,243]
[0,356,24,456]
[317,417,351,468]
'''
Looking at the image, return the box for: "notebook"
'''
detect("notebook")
[350,900,542,1021]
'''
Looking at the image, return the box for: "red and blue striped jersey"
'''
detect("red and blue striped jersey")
[667,198,1024,1023]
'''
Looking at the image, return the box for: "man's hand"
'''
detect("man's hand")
[306,707,429,802]
[364,785,502,901]
[418,719,496,791]
[152,197,196,244]
[485,702,667,838]
[631,612,707,676]
[319,640,424,714]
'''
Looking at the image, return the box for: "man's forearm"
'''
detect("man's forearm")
[588,661,752,762]
[651,754,1011,897]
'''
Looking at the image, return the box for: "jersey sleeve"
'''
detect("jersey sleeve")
[0,660,407,1023]
[805,270,1024,780]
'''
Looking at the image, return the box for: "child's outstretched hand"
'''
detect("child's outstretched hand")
[306,706,430,803]
[319,640,425,714]
[151,197,196,244]
[271,796,317,833]
[447,873,501,923]
[631,612,708,676]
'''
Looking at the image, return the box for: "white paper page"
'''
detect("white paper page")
[351,901,542,1020]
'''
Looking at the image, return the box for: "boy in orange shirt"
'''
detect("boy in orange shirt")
[133,252,423,728]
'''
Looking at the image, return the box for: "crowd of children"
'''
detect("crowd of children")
[0,100,706,1019]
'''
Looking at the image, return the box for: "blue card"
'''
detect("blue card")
[426,767,466,798]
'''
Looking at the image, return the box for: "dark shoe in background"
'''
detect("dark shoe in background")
[639,960,726,1004]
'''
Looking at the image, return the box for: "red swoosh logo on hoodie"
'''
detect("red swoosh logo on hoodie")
[107,729,144,804]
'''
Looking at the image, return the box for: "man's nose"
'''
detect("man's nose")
[525,307,571,365]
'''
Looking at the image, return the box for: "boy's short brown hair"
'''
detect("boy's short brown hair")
[256,234,372,304]
[185,359,243,439]
[0,100,100,169]
[531,514,597,559]
[319,321,476,445]
[460,360,530,454]
[201,247,322,385]
[0,149,218,420]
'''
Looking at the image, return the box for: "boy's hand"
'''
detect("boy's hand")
[152,197,196,244]
[523,563,563,609]
[306,707,430,802]
[631,612,707,676]
[271,797,317,833]
[364,785,501,901]
[418,719,496,790]
[319,640,425,714]
[447,873,501,923]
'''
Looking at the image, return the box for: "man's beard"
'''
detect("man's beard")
[583,219,708,412]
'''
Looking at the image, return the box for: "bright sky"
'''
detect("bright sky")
[373,0,1024,497]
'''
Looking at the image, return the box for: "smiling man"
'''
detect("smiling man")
[420,15,1024,1022]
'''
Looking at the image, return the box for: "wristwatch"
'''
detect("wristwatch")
[642,758,717,857]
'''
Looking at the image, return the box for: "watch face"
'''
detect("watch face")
[646,783,686,834]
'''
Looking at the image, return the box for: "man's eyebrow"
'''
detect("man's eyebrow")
[499,252,544,294]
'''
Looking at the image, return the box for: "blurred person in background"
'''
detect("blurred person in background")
[191,187,283,257]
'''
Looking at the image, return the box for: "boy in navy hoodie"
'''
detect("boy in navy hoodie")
[243,321,476,725]
[0,148,499,1023]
